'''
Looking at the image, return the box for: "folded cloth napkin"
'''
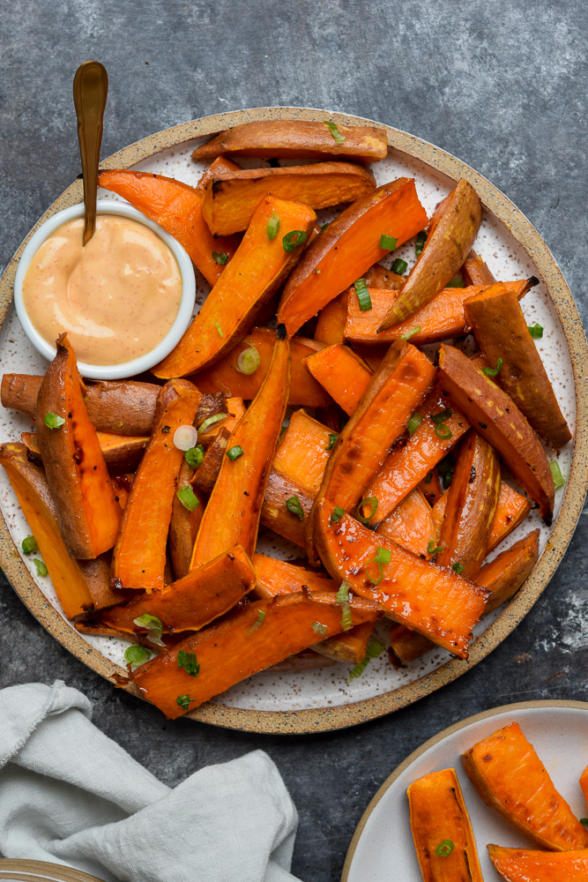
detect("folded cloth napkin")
[0,681,301,882]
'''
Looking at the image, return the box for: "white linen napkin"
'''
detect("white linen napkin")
[0,681,301,882]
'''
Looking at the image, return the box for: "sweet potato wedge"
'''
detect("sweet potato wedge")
[304,344,373,415]
[201,161,375,235]
[462,721,588,850]
[273,408,333,497]
[365,264,405,289]
[277,178,427,337]
[488,846,588,882]
[21,430,148,474]
[154,195,315,377]
[378,178,482,328]
[98,168,240,286]
[465,283,571,448]
[314,292,349,345]
[190,332,289,566]
[168,460,203,580]
[407,768,483,882]
[314,499,487,658]
[0,442,93,618]
[112,379,202,591]
[376,488,436,557]
[191,119,388,163]
[197,396,245,444]
[438,343,555,522]
[78,555,130,612]
[462,250,496,286]
[36,335,121,559]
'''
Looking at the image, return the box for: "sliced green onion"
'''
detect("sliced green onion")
[452,561,464,575]
[226,445,244,462]
[528,323,544,338]
[550,460,566,490]
[266,212,280,240]
[236,343,261,375]
[133,613,164,647]
[415,230,427,257]
[282,230,307,252]
[438,458,454,489]
[408,412,423,435]
[43,411,65,430]
[174,424,198,451]
[21,535,38,555]
[177,485,199,511]
[249,609,266,632]
[212,251,229,265]
[124,644,152,669]
[177,650,200,676]
[326,433,338,450]
[447,273,465,288]
[335,581,353,631]
[427,540,444,555]
[199,413,228,433]
[325,120,345,144]
[214,321,224,337]
[366,546,391,585]
[483,357,503,377]
[580,818,588,827]
[320,221,331,232]
[184,444,205,468]
[435,839,455,858]
[312,621,328,637]
[401,326,421,341]
[357,496,378,525]
[349,637,386,679]
[32,558,48,577]
[286,495,304,520]
[434,423,452,439]
[391,258,408,275]
[176,694,192,711]
[431,409,453,424]
[329,506,345,525]
[354,278,372,312]
[379,234,398,251]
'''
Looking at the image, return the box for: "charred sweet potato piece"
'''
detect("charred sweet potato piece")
[462,250,496,286]
[36,335,121,559]
[112,380,202,590]
[378,179,482,328]
[201,161,375,235]
[304,344,373,415]
[376,488,436,557]
[438,344,555,522]
[408,768,484,882]
[154,196,315,377]
[132,590,379,717]
[168,461,203,580]
[462,722,588,850]
[277,179,427,337]
[465,283,571,448]
[488,846,588,882]
[22,430,148,474]
[191,119,388,163]
[273,409,333,497]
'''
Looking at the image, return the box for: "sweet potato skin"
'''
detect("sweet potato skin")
[168,460,203,580]
[21,430,148,475]
[462,250,496,286]
[488,845,588,882]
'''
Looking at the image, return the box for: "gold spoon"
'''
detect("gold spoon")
[73,60,108,245]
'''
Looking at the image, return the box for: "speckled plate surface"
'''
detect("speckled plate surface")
[0,107,586,734]
[341,699,588,881]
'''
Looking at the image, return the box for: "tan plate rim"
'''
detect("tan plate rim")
[341,697,588,880]
[0,107,587,735]
[0,858,103,881]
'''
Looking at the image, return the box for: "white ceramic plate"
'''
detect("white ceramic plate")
[342,700,588,881]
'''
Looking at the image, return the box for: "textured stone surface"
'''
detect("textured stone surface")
[0,2,586,879]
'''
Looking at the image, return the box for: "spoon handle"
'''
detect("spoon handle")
[73,61,108,245]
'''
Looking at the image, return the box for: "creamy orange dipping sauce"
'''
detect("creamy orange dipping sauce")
[22,215,183,365]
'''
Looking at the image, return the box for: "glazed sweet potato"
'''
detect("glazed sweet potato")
[464,283,571,448]
[378,178,482,328]
[462,250,496,286]
[132,590,379,717]
[192,327,330,407]
[462,721,588,850]
[112,379,202,591]
[277,179,427,337]
[21,430,148,474]
[168,460,203,580]
[314,292,349,345]
[314,499,488,658]
[190,333,289,566]
[201,161,375,235]
[154,195,315,377]
[36,335,121,559]
[408,768,483,882]
[376,487,436,557]
[98,168,240,286]
[488,846,588,882]
[0,442,93,618]
[191,119,388,162]
[273,409,333,497]
[304,344,373,415]
[438,343,555,522]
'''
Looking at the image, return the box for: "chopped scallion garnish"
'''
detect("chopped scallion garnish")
[21,535,38,555]
[226,445,244,462]
[44,411,65,429]
[32,558,48,577]
[124,644,152,669]
[312,621,328,637]
[236,343,261,375]
[366,546,391,585]
[326,433,338,450]
[528,323,544,338]
[212,251,229,265]
[427,540,443,555]
[185,444,205,468]
[286,495,304,520]
[434,423,452,439]
[447,273,465,288]
[282,230,307,252]
[391,258,408,275]
[325,120,345,144]
[249,609,266,632]
[335,581,353,631]
[199,413,228,433]
[177,650,200,676]
[435,839,455,858]
[266,212,280,240]
[483,357,503,377]
[329,506,345,525]
[354,278,372,311]
[415,230,427,257]
[401,326,421,341]
[408,412,423,435]
[176,694,192,711]
[550,460,566,490]
[214,321,224,337]
[379,234,398,251]
[349,637,386,679]
[452,561,464,575]
[133,613,165,647]
[357,496,378,525]
[177,485,199,511]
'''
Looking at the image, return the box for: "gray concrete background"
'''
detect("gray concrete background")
[1,2,586,879]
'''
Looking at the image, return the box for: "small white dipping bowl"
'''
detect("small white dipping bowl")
[14,199,196,380]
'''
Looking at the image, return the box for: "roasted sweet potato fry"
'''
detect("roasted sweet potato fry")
[408,768,483,882]
[376,488,436,557]
[378,178,482,328]
[438,343,555,522]
[78,556,129,612]
[191,119,388,163]
[21,430,148,474]
[364,264,405,289]
[304,344,373,416]
[462,722,588,850]
[488,845,588,882]
[273,409,333,497]
[201,161,375,234]
[277,179,427,337]
[261,470,313,546]
[462,250,496,286]
[154,196,315,377]
[168,461,203,580]
[197,396,245,444]
[314,292,349,345]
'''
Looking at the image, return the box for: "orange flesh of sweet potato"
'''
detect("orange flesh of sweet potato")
[488,845,588,882]
[464,283,571,448]
[420,467,444,506]
[154,195,316,377]
[168,460,203,580]
[132,590,379,717]
[364,264,405,289]
[273,409,332,497]
[112,380,202,591]
[365,386,469,525]
[190,334,290,566]
[197,397,245,444]
[438,343,555,523]
[379,178,482,328]
[304,344,373,415]
[192,326,330,407]
[277,178,428,337]
[98,168,239,287]
[462,721,588,850]
[437,432,501,579]
[462,250,496,286]
[314,292,349,345]
[201,161,375,235]
[0,442,93,618]
[433,481,532,553]
[314,499,487,657]
[36,335,121,559]
[408,768,484,882]
[376,487,436,557]
[191,119,388,162]
[21,430,148,475]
